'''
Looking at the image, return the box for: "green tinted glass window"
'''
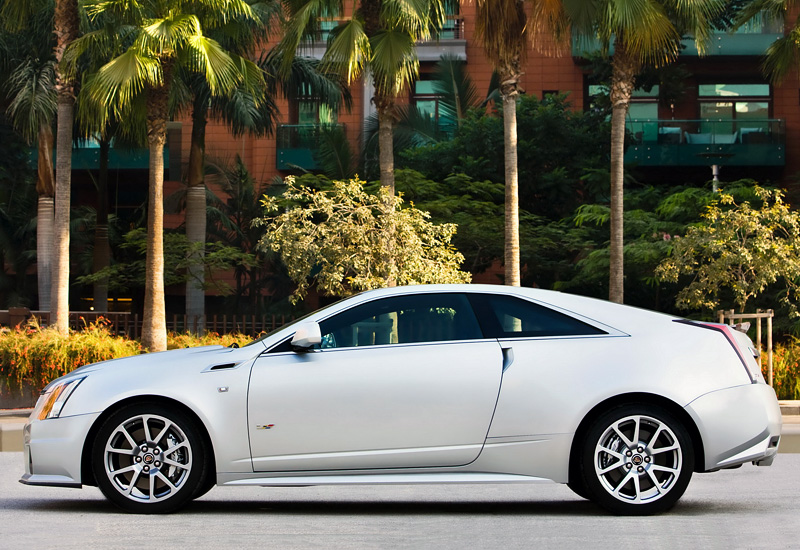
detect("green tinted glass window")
[698,84,770,97]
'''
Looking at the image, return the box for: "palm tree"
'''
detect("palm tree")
[569,0,724,303]
[181,49,347,331]
[69,0,265,351]
[474,0,570,287]
[0,7,57,310]
[1,0,79,332]
[278,0,447,194]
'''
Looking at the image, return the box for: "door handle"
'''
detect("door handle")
[501,346,514,372]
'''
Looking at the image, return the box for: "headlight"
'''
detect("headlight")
[33,377,85,420]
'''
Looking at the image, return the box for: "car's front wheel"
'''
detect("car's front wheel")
[91,403,209,514]
[579,404,694,515]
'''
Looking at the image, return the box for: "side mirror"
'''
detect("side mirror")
[290,321,322,350]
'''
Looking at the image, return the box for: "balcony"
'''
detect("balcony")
[29,143,164,170]
[624,119,785,167]
[276,124,345,171]
[573,13,782,58]
[299,18,466,61]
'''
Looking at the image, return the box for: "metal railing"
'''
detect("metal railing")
[0,310,295,339]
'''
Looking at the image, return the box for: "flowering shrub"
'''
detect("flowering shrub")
[167,332,252,349]
[765,340,800,400]
[0,319,142,392]
[0,319,253,394]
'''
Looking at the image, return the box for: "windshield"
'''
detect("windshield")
[243,296,352,347]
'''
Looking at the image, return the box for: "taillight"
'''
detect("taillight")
[674,319,759,383]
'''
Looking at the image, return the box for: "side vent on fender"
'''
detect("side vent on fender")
[209,363,237,371]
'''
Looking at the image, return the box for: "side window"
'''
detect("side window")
[470,294,606,338]
[318,293,482,349]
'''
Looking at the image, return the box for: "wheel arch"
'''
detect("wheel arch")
[567,392,705,485]
[80,395,217,487]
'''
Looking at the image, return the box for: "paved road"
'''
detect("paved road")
[1,453,798,549]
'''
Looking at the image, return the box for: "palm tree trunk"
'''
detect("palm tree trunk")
[92,138,110,313]
[376,104,395,195]
[141,82,170,352]
[375,95,397,285]
[185,101,207,333]
[51,98,73,333]
[36,123,55,311]
[501,75,520,287]
[50,0,79,334]
[608,40,637,304]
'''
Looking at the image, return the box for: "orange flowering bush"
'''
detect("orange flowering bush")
[167,331,252,349]
[0,318,142,392]
[765,340,800,400]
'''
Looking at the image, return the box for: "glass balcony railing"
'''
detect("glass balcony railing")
[624,119,785,167]
[276,124,345,171]
[29,143,160,170]
[573,13,783,57]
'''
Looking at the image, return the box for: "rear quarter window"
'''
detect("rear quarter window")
[469,294,606,338]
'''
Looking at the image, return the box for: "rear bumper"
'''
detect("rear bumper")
[19,412,100,488]
[685,383,782,471]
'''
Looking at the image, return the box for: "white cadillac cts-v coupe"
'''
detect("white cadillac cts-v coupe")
[21,285,781,515]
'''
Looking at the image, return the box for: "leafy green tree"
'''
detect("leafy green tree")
[387,169,588,287]
[77,227,254,302]
[399,94,611,221]
[0,118,38,308]
[256,176,470,303]
[181,49,350,329]
[657,186,800,315]
[568,0,725,303]
[0,6,57,310]
[277,0,447,194]
[68,0,266,351]
[1,0,79,332]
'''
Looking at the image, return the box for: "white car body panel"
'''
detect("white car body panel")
[248,340,503,471]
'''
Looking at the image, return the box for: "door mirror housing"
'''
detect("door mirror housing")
[291,322,322,350]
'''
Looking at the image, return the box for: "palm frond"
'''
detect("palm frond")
[84,46,161,122]
[474,0,527,69]
[5,58,57,144]
[763,31,800,84]
[605,0,680,65]
[140,13,202,53]
[322,18,371,82]
[277,0,340,75]
[184,34,242,95]
[432,54,479,123]
[368,28,418,97]
[380,0,437,39]
[261,50,352,111]
[315,124,356,179]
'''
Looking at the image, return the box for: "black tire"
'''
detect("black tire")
[579,404,694,515]
[91,403,210,514]
[567,478,590,500]
[191,473,216,500]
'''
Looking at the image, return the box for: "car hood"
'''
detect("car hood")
[66,345,257,378]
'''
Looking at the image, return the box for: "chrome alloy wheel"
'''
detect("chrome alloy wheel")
[103,414,193,503]
[593,414,682,505]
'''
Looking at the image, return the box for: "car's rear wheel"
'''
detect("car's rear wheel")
[91,403,209,514]
[579,404,694,515]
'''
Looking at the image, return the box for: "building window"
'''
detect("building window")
[698,83,770,133]
[294,83,338,125]
[412,76,454,133]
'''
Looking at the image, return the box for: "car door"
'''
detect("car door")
[248,292,503,472]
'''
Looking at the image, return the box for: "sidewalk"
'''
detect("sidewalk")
[3,405,800,453]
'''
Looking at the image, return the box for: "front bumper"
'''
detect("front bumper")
[685,383,782,471]
[19,412,101,488]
